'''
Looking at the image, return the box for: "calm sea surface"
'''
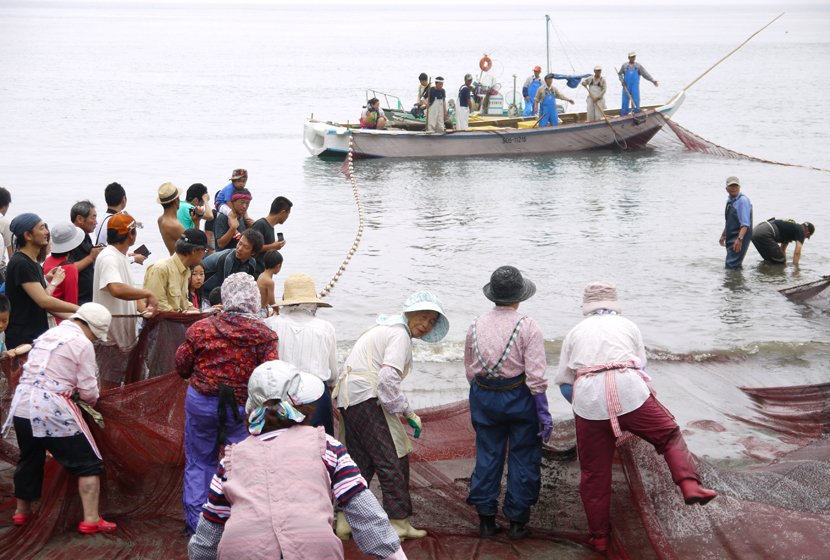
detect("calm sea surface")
[2,1,828,464]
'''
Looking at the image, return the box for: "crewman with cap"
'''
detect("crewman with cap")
[582,66,608,121]
[752,219,815,266]
[422,76,447,132]
[719,176,753,270]
[617,52,659,116]
[457,74,475,131]
[534,74,575,127]
[522,66,543,116]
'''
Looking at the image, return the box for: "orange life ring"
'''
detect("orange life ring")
[479,56,492,72]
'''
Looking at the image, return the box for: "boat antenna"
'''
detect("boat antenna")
[682,12,784,92]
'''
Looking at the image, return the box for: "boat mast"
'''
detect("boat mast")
[545,14,551,74]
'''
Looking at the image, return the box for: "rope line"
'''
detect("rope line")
[320,136,364,298]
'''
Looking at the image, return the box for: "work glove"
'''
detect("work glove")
[406,412,422,439]
[533,393,553,443]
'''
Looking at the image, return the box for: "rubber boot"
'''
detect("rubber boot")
[508,520,531,541]
[589,534,610,551]
[478,514,502,537]
[390,518,428,541]
[679,479,718,506]
[335,511,352,540]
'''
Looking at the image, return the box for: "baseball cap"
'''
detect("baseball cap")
[534,65,541,72]
[628,51,636,57]
[726,176,741,187]
[231,169,248,180]
[69,303,113,342]
[107,212,141,234]
[595,65,602,71]
[181,228,209,249]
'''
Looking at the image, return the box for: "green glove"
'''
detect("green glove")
[406,413,422,439]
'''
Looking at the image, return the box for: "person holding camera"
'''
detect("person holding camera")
[360,98,388,130]
[178,183,215,231]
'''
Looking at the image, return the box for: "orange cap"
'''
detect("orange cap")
[534,65,541,72]
[107,213,138,235]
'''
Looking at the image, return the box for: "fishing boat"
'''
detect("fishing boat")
[302,91,685,159]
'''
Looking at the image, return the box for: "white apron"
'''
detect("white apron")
[2,330,102,459]
[332,325,412,458]
[586,83,607,122]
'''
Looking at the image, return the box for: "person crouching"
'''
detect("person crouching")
[187,360,407,560]
[2,303,117,534]
[555,282,717,552]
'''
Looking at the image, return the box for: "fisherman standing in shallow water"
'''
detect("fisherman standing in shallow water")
[555,282,717,553]
[719,176,753,270]
[465,266,551,541]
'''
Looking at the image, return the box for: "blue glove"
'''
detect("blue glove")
[533,393,553,443]
[559,384,573,403]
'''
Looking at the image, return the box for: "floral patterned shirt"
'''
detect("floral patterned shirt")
[175,313,279,406]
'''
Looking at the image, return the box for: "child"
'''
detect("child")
[208,287,223,309]
[214,169,249,217]
[257,250,283,313]
[188,263,210,311]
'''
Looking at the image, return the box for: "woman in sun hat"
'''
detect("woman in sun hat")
[464,265,551,541]
[332,291,449,541]
[43,221,87,314]
[3,303,117,534]
[187,360,407,560]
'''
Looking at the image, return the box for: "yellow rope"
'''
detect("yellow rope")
[319,137,364,298]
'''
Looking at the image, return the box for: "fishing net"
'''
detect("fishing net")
[2,315,830,559]
[649,114,830,173]
[779,276,830,312]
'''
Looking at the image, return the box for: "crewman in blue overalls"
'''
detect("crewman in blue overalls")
[617,52,659,116]
[534,74,575,127]
[522,66,543,117]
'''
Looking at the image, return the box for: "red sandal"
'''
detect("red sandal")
[78,517,117,534]
[13,514,31,526]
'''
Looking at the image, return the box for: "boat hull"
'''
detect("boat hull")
[304,92,685,159]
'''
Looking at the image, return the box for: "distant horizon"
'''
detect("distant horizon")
[1,0,820,6]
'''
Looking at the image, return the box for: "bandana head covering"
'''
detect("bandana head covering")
[221,272,260,316]
[376,290,449,343]
[10,213,42,237]
[245,360,325,435]
[230,188,252,202]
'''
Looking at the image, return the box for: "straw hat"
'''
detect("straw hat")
[157,182,182,205]
[274,273,331,308]
[582,281,622,316]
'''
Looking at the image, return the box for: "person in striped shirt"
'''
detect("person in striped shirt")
[188,360,406,560]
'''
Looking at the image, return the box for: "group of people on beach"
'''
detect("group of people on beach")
[1,167,724,558]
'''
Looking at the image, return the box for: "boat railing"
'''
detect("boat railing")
[366,89,403,111]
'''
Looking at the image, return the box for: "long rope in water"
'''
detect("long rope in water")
[320,135,364,298]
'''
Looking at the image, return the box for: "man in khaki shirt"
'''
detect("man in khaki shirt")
[143,229,209,312]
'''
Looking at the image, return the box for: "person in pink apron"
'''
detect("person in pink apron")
[187,360,407,560]
[554,282,717,552]
[2,303,117,534]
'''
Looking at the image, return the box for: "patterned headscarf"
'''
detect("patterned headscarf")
[221,272,260,317]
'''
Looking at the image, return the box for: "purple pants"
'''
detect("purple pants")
[183,385,249,531]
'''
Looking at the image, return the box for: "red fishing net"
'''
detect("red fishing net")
[779,276,830,313]
[2,315,830,559]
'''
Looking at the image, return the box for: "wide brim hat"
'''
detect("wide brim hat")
[402,291,449,343]
[582,281,622,316]
[483,266,536,306]
[51,222,86,254]
[274,273,331,307]
[245,360,325,414]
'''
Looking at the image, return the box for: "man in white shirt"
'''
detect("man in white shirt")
[92,213,158,388]
[91,182,146,265]
[264,273,337,435]
[555,281,716,552]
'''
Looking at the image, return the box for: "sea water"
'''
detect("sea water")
[1,1,829,465]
